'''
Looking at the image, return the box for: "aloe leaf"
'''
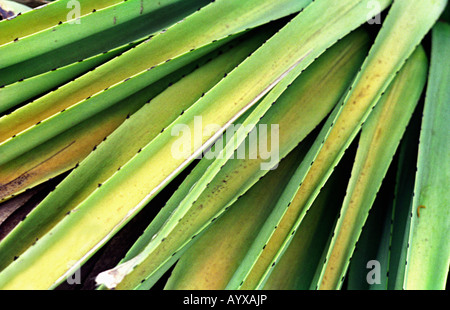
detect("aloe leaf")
[226,0,444,291]
[0,0,213,84]
[114,106,254,261]
[0,28,297,289]
[371,206,394,291]
[385,109,421,290]
[0,36,240,166]
[0,38,143,114]
[346,168,396,290]
[0,92,140,202]
[109,157,212,291]
[95,105,260,291]
[225,80,351,289]
[163,145,307,290]
[0,33,265,278]
[262,157,350,290]
[0,0,407,291]
[0,0,312,165]
[404,21,450,290]
[0,48,205,202]
[316,44,428,290]
[118,159,219,263]
[0,0,123,46]
[368,193,394,291]
[0,37,249,202]
[0,0,310,85]
[96,25,372,290]
[28,39,303,290]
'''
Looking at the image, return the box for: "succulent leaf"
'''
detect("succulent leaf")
[404,21,450,290]
[0,0,446,292]
[96,26,371,290]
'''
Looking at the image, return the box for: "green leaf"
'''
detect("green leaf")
[0,0,123,46]
[163,144,307,290]
[0,0,213,84]
[0,29,274,289]
[386,109,421,290]
[404,21,450,290]
[317,45,428,289]
[346,167,396,290]
[0,38,142,114]
[226,0,445,290]
[96,24,372,290]
[0,42,225,202]
[262,156,350,290]
[0,0,312,165]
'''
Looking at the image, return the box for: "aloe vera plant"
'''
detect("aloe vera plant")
[0,0,448,291]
